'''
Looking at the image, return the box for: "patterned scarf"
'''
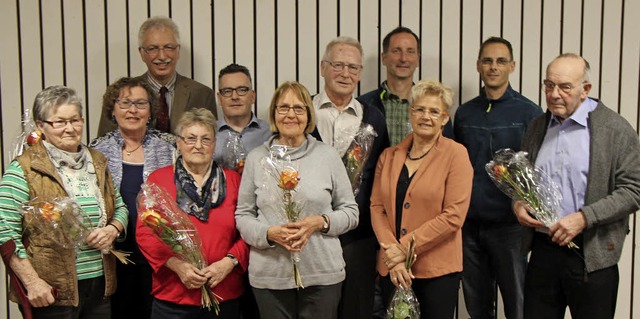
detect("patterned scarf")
[42,141,107,227]
[174,156,226,221]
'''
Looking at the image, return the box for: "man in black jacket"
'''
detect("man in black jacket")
[312,36,389,319]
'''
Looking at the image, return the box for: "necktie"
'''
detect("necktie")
[157,86,170,132]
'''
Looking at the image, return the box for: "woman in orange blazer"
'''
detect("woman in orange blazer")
[371,79,473,318]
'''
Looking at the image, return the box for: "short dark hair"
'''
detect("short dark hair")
[102,77,157,123]
[478,37,513,60]
[218,63,252,86]
[382,26,420,53]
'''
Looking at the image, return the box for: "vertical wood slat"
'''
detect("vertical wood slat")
[0,1,638,318]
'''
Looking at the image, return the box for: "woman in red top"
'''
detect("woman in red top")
[137,108,248,319]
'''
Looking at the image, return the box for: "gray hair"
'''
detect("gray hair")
[548,53,591,82]
[410,79,454,113]
[32,85,83,122]
[138,16,181,47]
[321,36,363,61]
[174,108,217,138]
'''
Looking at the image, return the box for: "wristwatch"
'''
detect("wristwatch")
[226,254,239,267]
[321,214,330,233]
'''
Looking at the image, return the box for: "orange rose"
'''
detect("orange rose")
[279,169,299,190]
[236,159,245,175]
[141,209,165,228]
[349,145,362,161]
[493,164,507,179]
[40,203,61,222]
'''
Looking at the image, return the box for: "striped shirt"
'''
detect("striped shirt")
[0,161,128,280]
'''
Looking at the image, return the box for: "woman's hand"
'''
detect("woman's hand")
[388,263,414,290]
[86,224,119,250]
[285,215,324,251]
[203,257,235,289]
[165,257,207,290]
[513,200,546,228]
[25,277,55,307]
[380,242,407,270]
[267,225,299,251]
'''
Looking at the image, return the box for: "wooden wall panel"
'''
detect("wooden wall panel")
[1,1,638,318]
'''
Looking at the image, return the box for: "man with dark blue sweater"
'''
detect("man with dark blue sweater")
[358,26,452,145]
[454,37,542,319]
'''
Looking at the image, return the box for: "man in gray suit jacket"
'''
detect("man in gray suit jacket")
[97,16,216,137]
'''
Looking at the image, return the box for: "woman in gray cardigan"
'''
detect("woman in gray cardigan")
[235,81,359,319]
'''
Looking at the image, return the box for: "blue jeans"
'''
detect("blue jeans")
[23,276,110,319]
[462,221,526,319]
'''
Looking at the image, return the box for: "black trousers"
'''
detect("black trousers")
[23,276,110,319]
[151,297,240,319]
[252,283,342,319]
[523,233,619,319]
[381,272,461,319]
[337,236,377,319]
[111,262,153,319]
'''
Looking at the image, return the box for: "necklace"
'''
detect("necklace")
[407,145,432,160]
[123,143,142,156]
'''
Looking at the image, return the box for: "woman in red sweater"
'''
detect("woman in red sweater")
[137,108,248,319]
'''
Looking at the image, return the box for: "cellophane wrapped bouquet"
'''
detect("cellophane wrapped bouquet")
[386,235,420,319]
[261,144,305,288]
[21,197,133,263]
[21,197,92,249]
[485,148,578,249]
[339,123,377,196]
[222,132,247,175]
[136,182,220,313]
[11,109,44,160]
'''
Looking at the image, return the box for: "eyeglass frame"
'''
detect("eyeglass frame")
[41,118,85,129]
[178,135,215,146]
[219,86,252,97]
[276,105,307,115]
[479,57,513,67]
[411,106,446,119]
[542,79,587,95]
[322,60,363,75]
[140,44,180,56]
[114,98,151,110]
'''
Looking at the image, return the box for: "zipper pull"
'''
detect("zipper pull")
[486,102,492,113]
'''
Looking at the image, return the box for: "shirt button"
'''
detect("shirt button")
[404,202,410,209]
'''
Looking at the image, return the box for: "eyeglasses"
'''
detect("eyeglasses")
[115,98,150,110]
[411,106,445,119]
[479,58,512,67]
[219,86,251,97]
[542,80,585,94]
[323,60,363,75]
[140,44,180,56]
[41,118,84,129]
[276,105,307,115]
[178,135,214,146]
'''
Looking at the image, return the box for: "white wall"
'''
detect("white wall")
[1,0,638,318]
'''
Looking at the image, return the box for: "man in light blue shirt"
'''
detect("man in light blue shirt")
[213,64,271,168]
[515,53,640,319]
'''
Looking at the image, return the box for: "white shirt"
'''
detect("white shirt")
[313,91,363,157]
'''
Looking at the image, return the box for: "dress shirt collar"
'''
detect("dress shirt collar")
[314,91,363,117]
[146,72,177,92]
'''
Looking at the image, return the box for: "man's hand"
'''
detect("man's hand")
[549,211,587,246]
[513,200,546,228]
